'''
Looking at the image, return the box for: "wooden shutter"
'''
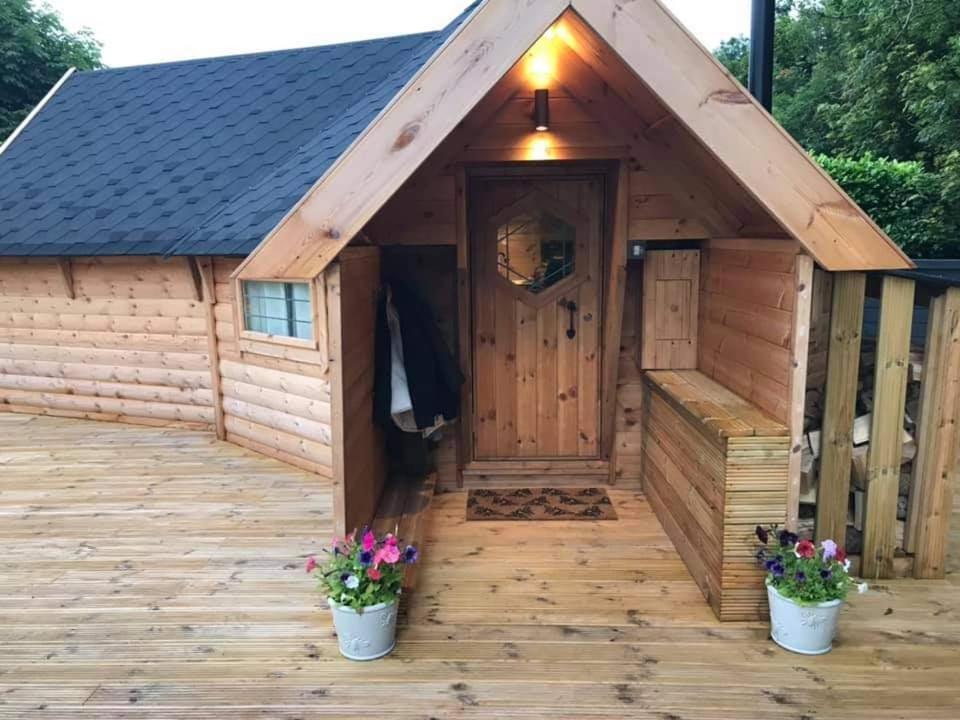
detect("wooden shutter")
[641,249,700,369]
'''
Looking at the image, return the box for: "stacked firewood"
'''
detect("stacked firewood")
[797,339,924,553]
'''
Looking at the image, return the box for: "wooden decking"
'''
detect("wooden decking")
[1,414,958,718]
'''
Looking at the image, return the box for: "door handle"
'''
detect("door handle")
[560,298,578,339]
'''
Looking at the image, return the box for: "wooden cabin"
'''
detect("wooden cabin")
[1,0,953,622]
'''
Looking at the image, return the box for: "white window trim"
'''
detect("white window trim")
[234,277,319,350]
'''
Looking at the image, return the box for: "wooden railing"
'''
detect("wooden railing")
[811,273,960,579]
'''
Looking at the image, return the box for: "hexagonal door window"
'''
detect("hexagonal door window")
[496,209,576,295]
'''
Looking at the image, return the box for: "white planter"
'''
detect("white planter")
[767,581,844,655]
[328,597,398,661]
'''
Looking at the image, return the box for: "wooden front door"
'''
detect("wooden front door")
[471,175,604,460]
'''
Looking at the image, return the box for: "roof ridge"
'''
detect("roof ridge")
[79,30,439,76]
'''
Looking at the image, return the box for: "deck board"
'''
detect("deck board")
[0,414,957,718]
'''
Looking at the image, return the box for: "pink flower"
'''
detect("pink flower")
[381,544,400,564]
[373,548,386,567]
[305,556,317,573]
[368,567,382,581]
[385,533,398,547]
[362,530,376,552]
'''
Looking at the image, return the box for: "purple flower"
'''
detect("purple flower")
[772,562,785,579]
[359,550,373,566]
[820,568,833,580]
[403,545,419,564]
[795,571,807,584]
[778,530,799,548]
[755,526,769,544]
[820,539,838,561]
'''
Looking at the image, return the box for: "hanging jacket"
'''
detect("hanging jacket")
[374,279,463,432]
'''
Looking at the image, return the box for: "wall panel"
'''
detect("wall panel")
[212,257,334,478]
[0,257,213,429]
[698,240,799,424]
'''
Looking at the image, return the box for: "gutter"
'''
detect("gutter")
[0,67,76,157]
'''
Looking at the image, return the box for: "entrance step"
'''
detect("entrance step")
[461,460,611,487]
[371,472,435,592]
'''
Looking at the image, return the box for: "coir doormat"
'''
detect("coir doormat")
[465,487,617,521]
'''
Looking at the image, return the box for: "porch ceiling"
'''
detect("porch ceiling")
[0,413,957,716]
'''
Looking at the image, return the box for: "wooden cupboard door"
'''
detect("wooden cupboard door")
[641,249,700,369]
[471,176,603,459]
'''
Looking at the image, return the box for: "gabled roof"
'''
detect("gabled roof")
[0,4,479,257]
[235,0,912,276]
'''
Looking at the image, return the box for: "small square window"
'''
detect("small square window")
[242,280,313,341]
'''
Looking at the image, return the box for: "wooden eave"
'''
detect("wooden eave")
[234,0,913,281]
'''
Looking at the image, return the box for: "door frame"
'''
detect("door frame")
[454,160,628,483]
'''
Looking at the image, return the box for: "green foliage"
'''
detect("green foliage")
[0,0,102,141]
[814,153,956,257]
[714,0,960,257]
[756,527,863,605]
[307,530,417,612]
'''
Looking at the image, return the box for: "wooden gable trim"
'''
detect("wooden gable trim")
[235,0,570,281]
[236,0,912,281]
[566,1,911,271]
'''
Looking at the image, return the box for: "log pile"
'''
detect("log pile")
[798,338,924,553]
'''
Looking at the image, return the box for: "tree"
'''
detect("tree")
[715,0,960,257]
[0,0,102,142]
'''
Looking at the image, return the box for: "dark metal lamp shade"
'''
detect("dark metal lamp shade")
[534,88,550,132]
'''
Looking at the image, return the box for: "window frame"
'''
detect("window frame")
[235,277,320,350]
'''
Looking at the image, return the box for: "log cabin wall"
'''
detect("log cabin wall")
[697,239,801,425]
[0,256,215,428]
[211,257,334,478]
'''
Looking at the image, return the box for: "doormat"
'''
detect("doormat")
[465,487,617,521]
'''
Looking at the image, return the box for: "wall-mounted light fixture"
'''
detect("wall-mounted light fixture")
[534,88,550,132]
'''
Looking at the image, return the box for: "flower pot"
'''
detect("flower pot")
[328,597,398,661]
[766,581,844,655]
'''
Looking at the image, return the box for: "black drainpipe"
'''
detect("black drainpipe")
[748,0,775,111]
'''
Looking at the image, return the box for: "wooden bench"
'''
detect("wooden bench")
[641,370,790,621]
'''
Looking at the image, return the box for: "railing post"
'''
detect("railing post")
[815,272,866,547]
[786,255,814,531]
[907,287,960,578]
[861,276,914,578]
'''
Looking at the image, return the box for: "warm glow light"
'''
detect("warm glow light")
[529,136,551,161]
[555,23,574,47]
[529,54,552,80]
[525,26,560,88]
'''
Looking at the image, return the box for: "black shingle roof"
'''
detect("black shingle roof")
[0,3,478,257]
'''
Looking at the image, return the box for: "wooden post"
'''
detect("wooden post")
[786,254,814,531]
[908,287,960,578]
[861,276,914,578]
[197,257,225,441]
[454,166,472,487]
[815,272,866,546]
[326,263,346,538]
[601,161,630,471]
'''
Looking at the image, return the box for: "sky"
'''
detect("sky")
[46,0,752,68]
